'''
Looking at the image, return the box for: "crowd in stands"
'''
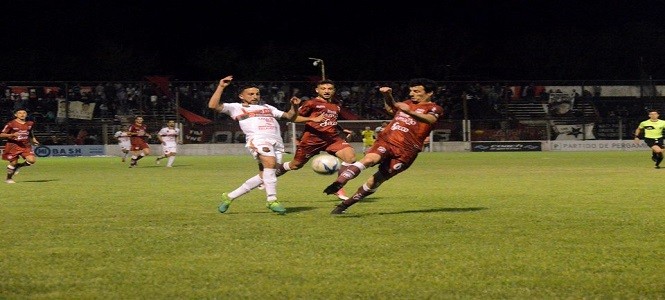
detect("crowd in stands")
[0,80,661,144]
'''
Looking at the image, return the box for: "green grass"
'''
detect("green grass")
[1,152,665,299]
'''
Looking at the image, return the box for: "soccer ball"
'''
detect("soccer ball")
[311,154,340,175]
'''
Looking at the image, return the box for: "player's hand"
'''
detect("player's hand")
[290,96,301,106]
[218,76,233,88]
[379,87,392,94]
[633,137,640,145]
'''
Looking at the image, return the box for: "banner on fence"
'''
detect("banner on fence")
[57,99,96,120]
[554,123,595,140]
[551,140,650,151]
[471,142,542,152]
[34,145,106,157]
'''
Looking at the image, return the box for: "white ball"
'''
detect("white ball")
[311,154,340,175]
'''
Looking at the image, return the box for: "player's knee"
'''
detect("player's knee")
[289,161,304,170]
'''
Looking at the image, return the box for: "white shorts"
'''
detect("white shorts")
[246,137,284,163]
[119,142,131,151]
[161,144,177,155]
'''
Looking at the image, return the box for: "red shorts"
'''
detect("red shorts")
[131,140,149,151]
[366,139,420,179]
[2,143,34,161]
[294,132,352,163]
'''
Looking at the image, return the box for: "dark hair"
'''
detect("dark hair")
[13,108,27,114]
[408,78,437,94]
[317,79,335,87]
[237,85,259,96]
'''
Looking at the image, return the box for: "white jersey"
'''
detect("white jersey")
[221,103,285,141]
[158,127,180,147]
[114,131,131,149]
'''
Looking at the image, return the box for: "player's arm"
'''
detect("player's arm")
[0,131,16,139]
[293,115,324,123]
[394,102,438,124]
[29,129,40,145]
[379,86,397,112]
[281,97,301,121]
[208,75,233,112]
[634,126,642,139]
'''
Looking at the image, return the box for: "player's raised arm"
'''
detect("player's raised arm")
[379,86,397,111]
[282,96,301,121]
[208,75,233,112]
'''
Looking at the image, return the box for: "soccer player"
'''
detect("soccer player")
[634,109,665,168]
[155,120,180,167]
[127,116,151,168]
[0,108,40,183]
[324,78,444,214]
[360,126,375,154]
[375,121,388,136]
[114,125,131,162]
[275,79,358,200]
[208,75,316,215]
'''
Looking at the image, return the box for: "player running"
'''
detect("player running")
[0,108,40,183]
[127,116,151,168]
[114,125,131,162]
[155,120,180,167]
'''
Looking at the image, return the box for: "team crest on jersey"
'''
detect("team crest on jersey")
[377,146,387,153]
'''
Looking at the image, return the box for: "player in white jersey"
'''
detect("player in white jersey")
[207,75,322,215]
[155,120,180,167]
[113,125,131,162]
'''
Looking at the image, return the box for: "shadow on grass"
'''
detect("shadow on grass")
[377,207,487,215]
[22,179,60,183]
[286,206,319,213]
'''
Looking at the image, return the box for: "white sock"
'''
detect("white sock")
[262,168,277,201]
[167,156,175,166]
[228,175,263,199]
[353,161,366,171]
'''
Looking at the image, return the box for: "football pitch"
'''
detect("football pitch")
[1,151,664,299]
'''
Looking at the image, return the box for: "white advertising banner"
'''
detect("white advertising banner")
[551,140,650,151]
[554,123,595,140]
[57,99,96,120]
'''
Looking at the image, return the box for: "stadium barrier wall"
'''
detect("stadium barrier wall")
[42,140,648,158]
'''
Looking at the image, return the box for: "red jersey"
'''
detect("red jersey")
[128,123,148,144]
[381,100,443,151]
[299,98,342,140]
[2,119,35,147]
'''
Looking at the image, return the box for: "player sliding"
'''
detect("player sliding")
[323,78,443,214]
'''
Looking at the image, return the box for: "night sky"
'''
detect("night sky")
[2,0,665,81]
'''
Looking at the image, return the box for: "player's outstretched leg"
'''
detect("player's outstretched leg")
[218,193,233,213]
[323,163,364,195]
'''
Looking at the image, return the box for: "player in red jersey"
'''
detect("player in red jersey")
[0,108,40,183]
[127,116,151,168]
[276,79,357,200]
[323,78,444,214]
